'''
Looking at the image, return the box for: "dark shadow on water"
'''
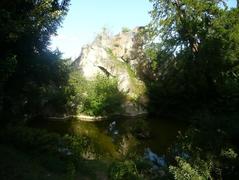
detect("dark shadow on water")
[28,116,188,157]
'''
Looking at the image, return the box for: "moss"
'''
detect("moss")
[105,48,146,100]
[122,27,131,33]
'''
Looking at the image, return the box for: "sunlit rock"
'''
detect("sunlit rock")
[73,27,148,116]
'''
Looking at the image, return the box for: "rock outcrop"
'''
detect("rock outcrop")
[73,27,148,116]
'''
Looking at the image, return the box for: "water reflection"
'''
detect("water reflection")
[29,116,188,158]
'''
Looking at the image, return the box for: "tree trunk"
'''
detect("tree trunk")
[173,0,199,56]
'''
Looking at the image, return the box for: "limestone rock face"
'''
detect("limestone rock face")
[73,27,148,116]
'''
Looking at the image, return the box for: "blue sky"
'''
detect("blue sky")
[50,0,152,59]
[50,0,237,59]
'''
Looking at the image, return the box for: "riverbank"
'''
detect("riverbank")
[48,114,107,122]
[47,112,148,122]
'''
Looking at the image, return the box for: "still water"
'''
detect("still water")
[29,116,187,160]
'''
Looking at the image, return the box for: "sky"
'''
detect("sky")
[50,0,237,59]
[50,0,152,59]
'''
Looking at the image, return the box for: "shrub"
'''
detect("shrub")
[122,27,130,33]
[0,126,89,163]
[69,72,125,116]
[169,157,213,180]
[109,160,140,180]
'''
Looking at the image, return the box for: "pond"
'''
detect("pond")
[29,116,188,163]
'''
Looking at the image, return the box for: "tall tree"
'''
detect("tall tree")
[0,0,70,59]
[147,0,239,104]
[148,0,225,57]
[0,0,71,120]
[0,0,70,89]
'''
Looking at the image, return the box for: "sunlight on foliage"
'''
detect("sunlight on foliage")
[69,71,125,116]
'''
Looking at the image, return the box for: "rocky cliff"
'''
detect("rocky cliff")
[73,27,148,116]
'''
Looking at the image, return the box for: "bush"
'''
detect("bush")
[69,72,125,116]
[109,160,140,180]
[0,126,90,163]
[169,157,213,180]
[122,27,130,33]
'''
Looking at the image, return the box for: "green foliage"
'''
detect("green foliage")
[169,156,213,180]
[145,2,239,179]
[0,126,59,151]
[109,160,140,180]
[148,0,226,54]
[0,144,70,180]
[0,125,116,179]
[0,0,71,122]
[106,48,136,80]
[69,71,125,116]
[108,157,168,180]
[0,0,70,58]
[168,117,239,179]
[106,48,146,101]
[66,161,76,180]
[145,1,239,115]
[122,27,130,33]
[221,148,238,160]
[83,76,123,116]
[0,55,17,84]
[0,126,85,156]
[0,125,98,172]
[118,134,139,158]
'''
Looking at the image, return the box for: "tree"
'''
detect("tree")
[0,0,70,80]
[146,1,239,179]
[0,0,70,58]
[146,0,239,113]
[0,0,71,120]
[148,0,226,57]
